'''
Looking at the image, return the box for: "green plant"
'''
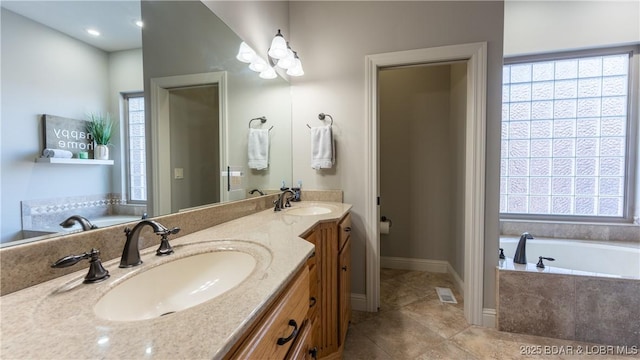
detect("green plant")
[86,113,114,145]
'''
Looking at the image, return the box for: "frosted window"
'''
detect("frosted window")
[125,94,147,203]
[501,52,630,218]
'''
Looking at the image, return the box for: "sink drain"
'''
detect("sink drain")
[160,311,175,317]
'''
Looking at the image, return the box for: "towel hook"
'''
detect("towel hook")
[306,113,334,129]
[249,116,273,131]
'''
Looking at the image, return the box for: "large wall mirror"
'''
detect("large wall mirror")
[0,1,292,246]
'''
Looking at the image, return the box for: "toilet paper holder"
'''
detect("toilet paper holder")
[380,216,393,228]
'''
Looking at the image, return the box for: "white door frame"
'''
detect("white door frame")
[149,71,228,216]
[364,42,487,325]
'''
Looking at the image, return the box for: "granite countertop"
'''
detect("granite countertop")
[0,201,351,359]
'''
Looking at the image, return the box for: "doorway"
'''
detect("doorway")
[378,61,467,298]
[149,72,228,216]
[364,43,487,325]
[168,85,220,212]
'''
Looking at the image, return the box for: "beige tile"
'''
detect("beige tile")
[353,310,446,358]
[379,278,426,311]
[380,267,412,281]
[415,341,479,360]
[342,327,392,360]
[575,277,640,347]
[400,297,469,339]
[498,272,576,340]
[350,310,378,325]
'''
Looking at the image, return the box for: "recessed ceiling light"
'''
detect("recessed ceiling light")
[86,28,101,37]
[135,20,144,28]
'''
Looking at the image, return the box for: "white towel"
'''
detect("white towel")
[248,129,269,170]
[42,148,73,159]
[311,125,334,169]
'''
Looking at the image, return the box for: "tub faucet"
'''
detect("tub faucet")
[249,188,265,196]
[274,189,295,211]
[60,215,98,231]
[120,220,180,268]
[513,232,534,264]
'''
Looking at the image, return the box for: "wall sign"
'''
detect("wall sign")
[42,114,94,156]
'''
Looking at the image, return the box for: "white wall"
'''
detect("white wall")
[108,48,144,198]
[504,0,640,56]
[1,9,111,242]
[289,1,504,309]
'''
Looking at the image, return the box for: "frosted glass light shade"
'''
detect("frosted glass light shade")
[277,49,296,70]
[236,42,256,63]
[286,58,304,77]
[268,30,288,59]
[259,67,277,79]
[249,57,268,72]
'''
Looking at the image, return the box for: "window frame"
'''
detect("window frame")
[122,92,147,205]
[500,45,639,223]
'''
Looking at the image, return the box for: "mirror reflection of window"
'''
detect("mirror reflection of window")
[123,93,147,203]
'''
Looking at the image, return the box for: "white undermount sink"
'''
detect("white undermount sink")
[285,206,332,216]
[94,251,256,322]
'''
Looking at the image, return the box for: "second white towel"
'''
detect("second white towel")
[311,125,334,169]
[248,128,269,170]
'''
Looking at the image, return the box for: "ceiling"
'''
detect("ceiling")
[1,1,142,52]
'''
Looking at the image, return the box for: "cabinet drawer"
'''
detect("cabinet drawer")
[230,267,309,359]
[285,319,317,360]
[338,213,352,252]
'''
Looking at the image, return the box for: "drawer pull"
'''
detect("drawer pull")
[309,297,317,308]
[344,226,352,232]
[309,347,318,359]
[276,319,299,346]
[342,266,348,271]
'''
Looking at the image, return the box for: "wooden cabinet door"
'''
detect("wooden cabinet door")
[230,267,309,359]
[338,213,352,252]
[338,237,351,346]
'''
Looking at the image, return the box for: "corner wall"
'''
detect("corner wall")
[1,9,111,243]
[289,1,504,310]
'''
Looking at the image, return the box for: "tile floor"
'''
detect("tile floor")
[343,268,636,359]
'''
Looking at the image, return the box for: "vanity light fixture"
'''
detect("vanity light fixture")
[285,51,304,77]
[249,57,269,73]
[235,30,304,79]
[86,28,101,37]
[267,29,288,59]
[135,20,144,28]
[236,42,256,63]
[259,67,277,79]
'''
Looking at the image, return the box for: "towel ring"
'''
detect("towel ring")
[249,116,273,131]
[306,113,334,129]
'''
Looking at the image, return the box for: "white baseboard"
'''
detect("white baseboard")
[351,293,368,312]
[483,308,496,328]
[447,263,465,297]
[380,256,448,273]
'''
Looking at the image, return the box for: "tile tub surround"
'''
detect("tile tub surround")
[0,190,342,295]
[0,200,352,359]
[20,193,146,233]
[500,219,640,243]
[497,269,640,347]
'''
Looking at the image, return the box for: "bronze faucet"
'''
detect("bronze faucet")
[120,220,180,268]
[59,215,97,231]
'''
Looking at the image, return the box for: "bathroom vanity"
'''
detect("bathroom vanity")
[0,199,352,359]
